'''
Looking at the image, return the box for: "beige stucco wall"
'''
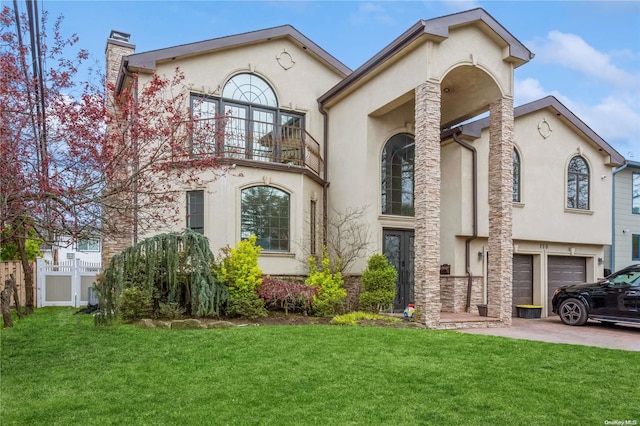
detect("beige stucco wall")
[130,38,341,274]
[438,108,614,316]
[326,24,515,274]
[142,38,341,150]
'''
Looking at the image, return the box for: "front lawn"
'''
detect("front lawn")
[1,308,638,425]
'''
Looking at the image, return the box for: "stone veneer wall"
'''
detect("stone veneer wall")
[413,80,442,329]
[487,97,514,325]
[101,36,136,267]
[439,275,484,313]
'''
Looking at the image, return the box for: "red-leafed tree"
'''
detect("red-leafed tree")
[1,5,225,321]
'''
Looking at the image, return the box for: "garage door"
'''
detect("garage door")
[512,254,533,315]
[547,256,586,315]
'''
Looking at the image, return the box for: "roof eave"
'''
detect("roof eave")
[124,25,351,77]
[461,96,626,167]
[319,7,533,106]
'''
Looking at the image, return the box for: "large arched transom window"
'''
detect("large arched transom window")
[381,133,415,216]
[191,73,304,165]
[241,186,290,252]
[222,73,278,107]
[567,156,590,209]
[513,148,521,202]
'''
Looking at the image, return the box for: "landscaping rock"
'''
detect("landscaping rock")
[171,319,204,329]
[156,321,172,329]
[206,321,235,329]
[140,319,156,328]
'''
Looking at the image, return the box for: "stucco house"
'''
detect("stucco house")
[104,8,624,328]
[607,160,640,272]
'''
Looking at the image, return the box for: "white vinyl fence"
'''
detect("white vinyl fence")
[36,258,101,307]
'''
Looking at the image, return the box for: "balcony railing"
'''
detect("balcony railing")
[187,116,323,176]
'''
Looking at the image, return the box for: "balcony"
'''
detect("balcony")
[188,115,323,177]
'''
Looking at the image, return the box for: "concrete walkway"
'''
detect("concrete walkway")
[458,316,640,351]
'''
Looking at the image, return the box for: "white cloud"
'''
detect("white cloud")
[514,77,640,159]
[530,31,638,89]
[514,78,552,105]
[349,2,396,26]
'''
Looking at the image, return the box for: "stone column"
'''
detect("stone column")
[414,81,441,328]
[487,97,514,324]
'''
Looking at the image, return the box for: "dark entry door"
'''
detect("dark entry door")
[383,229,415,312]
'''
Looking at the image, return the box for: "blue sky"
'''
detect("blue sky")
[13,0,640,159]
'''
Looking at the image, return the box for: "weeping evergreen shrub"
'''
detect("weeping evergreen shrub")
[95,229,228,323]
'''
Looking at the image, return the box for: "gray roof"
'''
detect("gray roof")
[123,25,351,77]
[319,8,533,105]
[459,96,625,166]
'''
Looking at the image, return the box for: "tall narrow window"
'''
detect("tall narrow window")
[632,172,640,214]
[633,234,640,261]
[381,134,415,216]
[190,96,218,155]
[187,190,204,234]
[241,186,290,251]
[513,148,521,202]
[310,200,317,256]
[567,156,590,210]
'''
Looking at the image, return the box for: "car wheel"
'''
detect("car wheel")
[558,298,588,326]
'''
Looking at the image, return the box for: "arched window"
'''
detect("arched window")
[567,156,590,209]
[241,186,290,251]
[513,148,521,202]
[381,134,414,216]
[222,73,278,107]
[191,73,304,164]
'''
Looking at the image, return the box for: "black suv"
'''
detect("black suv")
[551,264,640,326]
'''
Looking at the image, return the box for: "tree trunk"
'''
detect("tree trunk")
[1,277,15,328]
[16,228,35,314]
[10,274,23,319]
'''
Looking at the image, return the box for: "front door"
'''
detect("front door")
[383,229,415,312]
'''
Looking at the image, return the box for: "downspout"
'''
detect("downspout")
[318,101,330,247]
[451,131,478,313]
[611,162,629,272]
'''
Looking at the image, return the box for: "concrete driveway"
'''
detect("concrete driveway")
[459,316,640,351]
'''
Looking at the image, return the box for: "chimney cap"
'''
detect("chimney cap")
[109,30,130,42]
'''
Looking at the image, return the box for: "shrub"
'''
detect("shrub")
[118,287,152,322]
[258,277,317,314]
[157,302,186,320]
[97,230,227,324]
[305,247,345,316]
[331,311,402,326]
[359,254,397,313]
[216,235,267,318]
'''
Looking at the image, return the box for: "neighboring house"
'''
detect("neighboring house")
[40,237,102,265]
[607,160,640,272]
[104,8,624,328]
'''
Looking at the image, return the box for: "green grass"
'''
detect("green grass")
[1,308,638,425]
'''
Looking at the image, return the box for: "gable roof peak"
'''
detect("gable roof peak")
[123,24,351,77]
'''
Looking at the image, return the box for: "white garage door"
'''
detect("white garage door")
[547,256,586,315]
